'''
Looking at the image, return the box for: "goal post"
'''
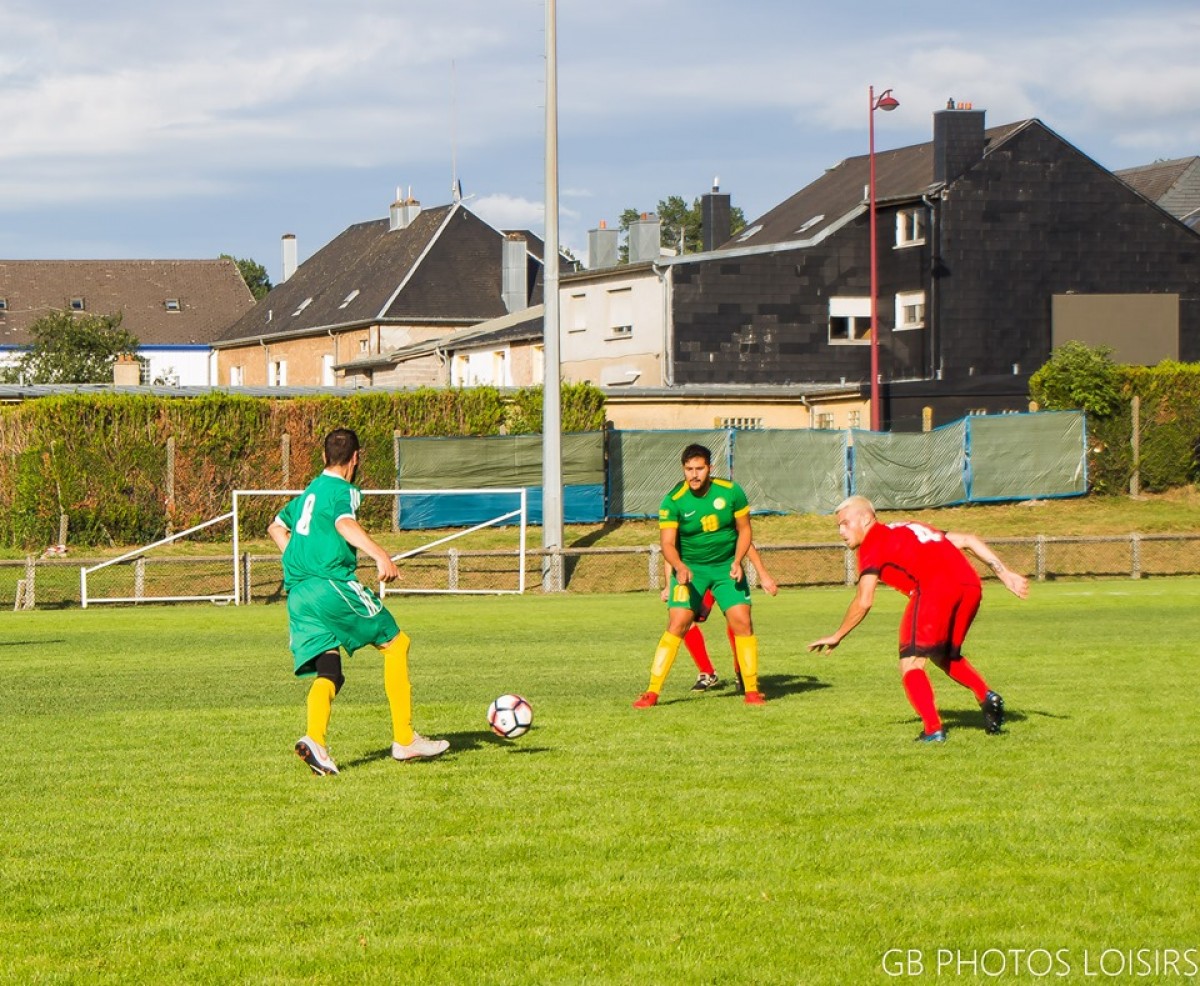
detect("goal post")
[232,487,529,601]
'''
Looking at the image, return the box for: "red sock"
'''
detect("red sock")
[682,626,715,675]
[944,657,989,702]
[726,624,738,673]
[902,669,942,734]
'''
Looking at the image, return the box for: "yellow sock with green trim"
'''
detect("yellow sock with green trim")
[305,677,337,748]
[647,632,683,694]
[381,632,414,746]
[734,635,760,694]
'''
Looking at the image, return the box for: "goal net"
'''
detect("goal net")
[79,488,528,607]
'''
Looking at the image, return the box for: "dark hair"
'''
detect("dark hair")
[324,428,360,467]
[681,443,712,465]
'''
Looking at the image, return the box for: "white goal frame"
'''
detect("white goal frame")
[232,487,528,602]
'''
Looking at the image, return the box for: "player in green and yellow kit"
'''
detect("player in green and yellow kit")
[268,428,448,775]
[634,443,766,707]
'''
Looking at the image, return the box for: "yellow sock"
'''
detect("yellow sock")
[381,632,414,746]
[734,635,760,694]
[648,632,683,693]
[306,677,337,748]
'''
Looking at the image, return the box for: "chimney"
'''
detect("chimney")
[389,187,422,231]
[281,233,297,283]
[933,103,986,185]
[113,353,140,386]
[700,178,731,251]
[588,220,619,269]
[502,234,527,313]
[627,212,662,264]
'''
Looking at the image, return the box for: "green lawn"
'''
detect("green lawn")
[3,583,1199,984]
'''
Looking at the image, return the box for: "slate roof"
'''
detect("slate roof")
[338,305,544,371]
[713,121,1031,254]
[0,259,254,348]
[1114,156,1200,224]
[216,204,549,346]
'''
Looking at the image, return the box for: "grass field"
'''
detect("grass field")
[4,582,1200,985]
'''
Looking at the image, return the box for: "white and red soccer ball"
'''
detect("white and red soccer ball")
[487,694,533,739]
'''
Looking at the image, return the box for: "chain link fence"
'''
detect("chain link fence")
[5,532,1200,609]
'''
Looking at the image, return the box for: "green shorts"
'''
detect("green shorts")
[667,561,751,616]
[285,577,401,676]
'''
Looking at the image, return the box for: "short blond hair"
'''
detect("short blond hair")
[835,495,876,517]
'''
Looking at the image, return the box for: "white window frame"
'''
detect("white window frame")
[895,208,926,248]
[322,354,335,386]
[895,291,926,331]
[569,293,587,333]
[606,287,633,339]
[828,296,871,345]
[229,365,244,386]
[268,359,287,387]
[532,345,545,385]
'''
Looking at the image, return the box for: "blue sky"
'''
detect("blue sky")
[1,0,1197,280]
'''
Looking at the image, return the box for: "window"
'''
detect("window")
[895,291,926,331]
[895,208,926,247]
[451,354,469,386]
[70,297,86,311]
[492,350,509,386]
[847,409,862,429]
[358,338,369,353]
[229,365,244,386]
[338,289,360,309]
[815,412,836,430]
[794,215,824,235]
[532,345,545,385]
[292,298,312,316]
[268,360,287,387]
[164,298,181,312]
[828,296,871,344]
[0,298,8,310]
[607,287,632,338]
[322,354,335,386]
[717,417,763,430]
[569,293,587,333]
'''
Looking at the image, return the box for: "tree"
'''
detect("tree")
[1,310,142,384]
[221,254,272,300]
[1028,341,1121,417]
[618,195,747,262]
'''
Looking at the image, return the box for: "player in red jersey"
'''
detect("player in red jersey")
[807,495,1028,742]
[663,544,779,692]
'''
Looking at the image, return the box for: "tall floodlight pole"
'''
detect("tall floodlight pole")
[868,85,898,431]
[541,0,564,591]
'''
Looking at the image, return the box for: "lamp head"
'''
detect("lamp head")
[875,89,899,112]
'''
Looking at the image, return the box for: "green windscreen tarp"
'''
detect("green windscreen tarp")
[967,411,1087,500]
[852,422,969,509]
[732,429,849,515]
[396,432,604,488]
[608,430,731,517]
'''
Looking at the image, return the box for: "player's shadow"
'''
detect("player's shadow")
[0,639,65,647]
[903,706,1043,733]
[339,730,548,768]
[744,672,830,699]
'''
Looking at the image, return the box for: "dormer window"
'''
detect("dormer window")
[896,208,926,247]
[164,298,181,312]
[70,297,86,311]
[339,289,360,309]
[795,215,824,235]
[292,298,312,316]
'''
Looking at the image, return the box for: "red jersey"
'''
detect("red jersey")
[857,521,980,596]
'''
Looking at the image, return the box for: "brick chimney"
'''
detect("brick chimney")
[701,179,731,251]
[933,103,986,184]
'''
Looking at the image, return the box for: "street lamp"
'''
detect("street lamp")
[868,86,899,431]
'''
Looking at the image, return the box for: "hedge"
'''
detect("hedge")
[0,385,605,549]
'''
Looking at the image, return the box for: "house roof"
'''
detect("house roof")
[1114,156,1200,223]
[717,120,1031,253]
[339,305,544,371]
[0,259,254,348]
[216,203,549,347]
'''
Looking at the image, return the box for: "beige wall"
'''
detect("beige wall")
[560,266,667,386]
[603,394,868,431]
[217,328,371,387]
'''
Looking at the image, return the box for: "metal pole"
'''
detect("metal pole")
[868,85,881,431]
[541,0,564,591]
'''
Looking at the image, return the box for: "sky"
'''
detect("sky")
[1,0,1198,282]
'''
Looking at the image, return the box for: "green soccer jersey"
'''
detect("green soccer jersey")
[658,477,750,567]
[276,471,362,589]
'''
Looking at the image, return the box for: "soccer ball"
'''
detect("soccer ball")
[487,694,533,739]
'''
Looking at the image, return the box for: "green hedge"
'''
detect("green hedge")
[0,387,605,549]
[1083,362,1200,494]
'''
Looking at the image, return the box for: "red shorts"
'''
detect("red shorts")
[898,582,981,660]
